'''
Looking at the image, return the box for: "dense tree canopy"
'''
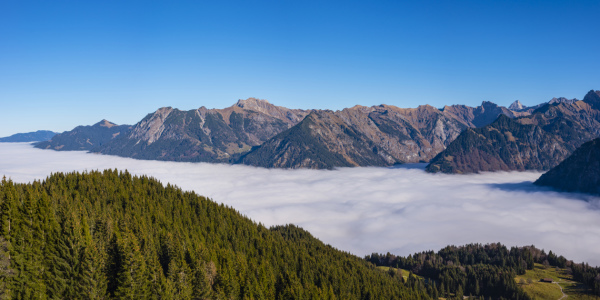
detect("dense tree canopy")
[1,169,598,299]
[0,170,429,299]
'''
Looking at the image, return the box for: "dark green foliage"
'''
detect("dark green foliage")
[0,237,14,299]
[367,243,600,299]
[367,243,540,299]
[0,170,428,299]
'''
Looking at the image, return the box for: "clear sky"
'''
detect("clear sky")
[1,0,599,137]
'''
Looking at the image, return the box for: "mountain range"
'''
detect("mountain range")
[35,90,600,173]
[0,130,56,143]
[427,90,600,173]
[36,120,131,151]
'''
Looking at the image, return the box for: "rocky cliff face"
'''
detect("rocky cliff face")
[234,98,308,125]
[426,115,572,173]
[442,101,524,128]
[239,110,390,169]
[36,98,529,168]
[35,120,130,151]
[534,138,600,195]
[239,102,518,169]
[508,100,526,111]
[427,94,600,174]
[583,89,600,110]
[38,92,600,170]
[94,99,310,162]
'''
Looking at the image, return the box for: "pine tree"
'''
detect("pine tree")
[0,237,14,300]
[114,233,151,299]
[77,216,108,300]
[47,211,83,299]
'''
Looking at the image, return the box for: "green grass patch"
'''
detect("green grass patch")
[376,266,423,281]
[516,263,594,300]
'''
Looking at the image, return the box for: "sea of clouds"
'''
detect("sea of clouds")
[1,143,599,266]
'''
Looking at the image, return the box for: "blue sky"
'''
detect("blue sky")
[1,0,599,136]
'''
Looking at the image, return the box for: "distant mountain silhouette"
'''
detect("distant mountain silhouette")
[35,120,131,151]
[0,130,56,142]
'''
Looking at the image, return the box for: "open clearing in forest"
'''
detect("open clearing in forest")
[516,263,593,300]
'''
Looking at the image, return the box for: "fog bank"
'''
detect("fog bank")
[1,143,599,266]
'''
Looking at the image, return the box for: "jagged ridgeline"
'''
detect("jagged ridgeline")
[0,170,430,299]
[427,90,600,174]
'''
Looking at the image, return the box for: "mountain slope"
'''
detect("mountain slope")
[427,91,600,174]
[240,101,528,169]
[0,130,56,142]
[426,115,572,173]
[239,110,391,168]
[534,138,600,195]
[94,99,310,162]
[36,94,600,170]
[0,170,428,299]
[34,120,130,151]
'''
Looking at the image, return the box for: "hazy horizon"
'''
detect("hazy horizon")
[2,143,599,266]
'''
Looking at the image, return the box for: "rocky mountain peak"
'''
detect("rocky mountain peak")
[95,119,117,128]
[583,90,600,110]
[235,98,271,110]
[549,97,577,105]
[233,98,310,125]
[345,105,375,114]
[508,100,525,110]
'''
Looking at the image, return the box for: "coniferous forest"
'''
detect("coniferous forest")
[0,169,599,299]
[0,170,429,299]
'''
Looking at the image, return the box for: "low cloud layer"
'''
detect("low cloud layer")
[1,143,600,266]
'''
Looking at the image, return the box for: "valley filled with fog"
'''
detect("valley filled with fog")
[1,143,599,266]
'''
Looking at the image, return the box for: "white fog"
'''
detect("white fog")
[1,143,599,266]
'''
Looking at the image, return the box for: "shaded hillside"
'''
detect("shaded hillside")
[0,170,429,299]
[534,138,600,195]
[427,91,600,174]
[240,102,525,169]
[95,98,310,162]
[0,130,56,142]
[239,110,391,169]
[35,120,131,151]
[426,115,571,173]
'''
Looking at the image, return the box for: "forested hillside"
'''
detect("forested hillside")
[0,170,429,299]
[367,243,600,299]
